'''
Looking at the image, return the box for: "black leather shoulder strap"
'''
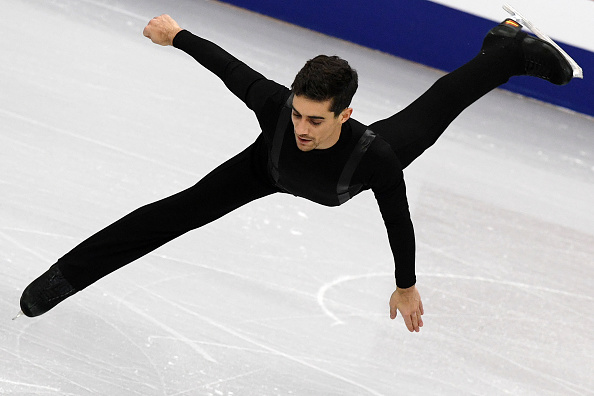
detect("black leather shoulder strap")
[337,128,376,204]
[269,93,294,188]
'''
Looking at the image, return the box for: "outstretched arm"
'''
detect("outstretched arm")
[142,15,287,117]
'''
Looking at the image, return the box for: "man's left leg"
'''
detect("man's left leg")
[370,18,576,169]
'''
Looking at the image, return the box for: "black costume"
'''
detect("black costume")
[56,30,516,291]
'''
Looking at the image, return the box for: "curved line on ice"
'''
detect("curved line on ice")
[317,273,388,326]
[317,271,593,325]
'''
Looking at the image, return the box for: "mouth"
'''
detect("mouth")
[296,135,313,145]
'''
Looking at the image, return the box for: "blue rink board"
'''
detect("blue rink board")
[220,0,592,117]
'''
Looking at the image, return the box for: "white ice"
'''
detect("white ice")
[2,1,593,395]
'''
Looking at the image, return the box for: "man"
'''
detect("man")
[19,13,577,333]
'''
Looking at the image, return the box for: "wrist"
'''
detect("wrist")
[169,28,183,46]
[396,284,416,293]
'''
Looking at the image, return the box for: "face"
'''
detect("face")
[291,95,352,151]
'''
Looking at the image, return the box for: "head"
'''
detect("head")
[291,55,358,116]
[290,55,358,151]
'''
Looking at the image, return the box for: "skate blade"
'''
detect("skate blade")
[12,311,24,320]
[503,3,583,79]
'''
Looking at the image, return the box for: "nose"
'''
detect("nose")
[294,118,308,136]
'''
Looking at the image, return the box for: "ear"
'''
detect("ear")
[339,107,353,124]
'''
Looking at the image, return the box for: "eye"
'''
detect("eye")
[310,120,321,126]
[292,112,301,119]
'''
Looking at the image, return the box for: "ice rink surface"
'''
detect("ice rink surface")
[2,1,593,395]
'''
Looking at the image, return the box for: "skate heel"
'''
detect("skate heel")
[481,18,527,58]
[493,18,524,37]
[503,3,583,80]
[501,18,521,31]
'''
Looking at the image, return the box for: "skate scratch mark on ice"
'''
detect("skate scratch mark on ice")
[0,134,45,153]
[153,254,318,300]
[440,326,589,395]
[418,272,594,301]
[81,297,167,392]
[0,227,80,241]
[0,348,97,394]
[118,299,218,363]
[0,230,52,264]
[0,378,60,392]
[170,369,265,396]
[148,336,277,355]
[127,264,340,327]
[146,290,385,396]
[0,109,201,178]
[8,326,149,395]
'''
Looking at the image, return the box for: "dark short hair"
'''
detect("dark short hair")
[291,55,358,116]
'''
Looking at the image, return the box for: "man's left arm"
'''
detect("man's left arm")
[367,147,424,332]
[376,182,424,333]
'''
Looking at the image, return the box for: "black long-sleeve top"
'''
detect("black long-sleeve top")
[173,30,416,288]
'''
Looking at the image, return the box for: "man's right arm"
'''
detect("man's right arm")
[143,15,286,115]
[143,14,182,46]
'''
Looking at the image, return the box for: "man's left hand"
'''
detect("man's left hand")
[389,285,424,332]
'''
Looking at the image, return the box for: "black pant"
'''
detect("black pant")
[58,50,514,290]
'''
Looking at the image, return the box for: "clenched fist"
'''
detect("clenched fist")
[143,14,182,46]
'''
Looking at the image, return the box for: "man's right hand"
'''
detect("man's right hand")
[143,14,182,46]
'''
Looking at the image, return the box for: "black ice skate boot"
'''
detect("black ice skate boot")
[482,18,575,85]
[20,264,78,317]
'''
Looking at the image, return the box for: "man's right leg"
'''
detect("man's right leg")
[20,143,278,316]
